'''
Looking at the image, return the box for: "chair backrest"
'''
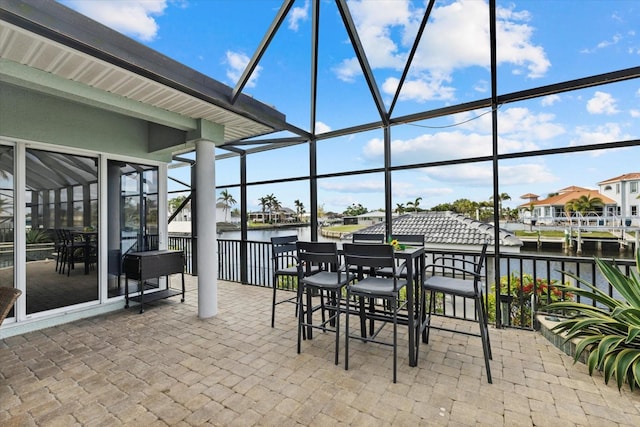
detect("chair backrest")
[343,243,396,271]
[391,233,425,247]
[296,241,340,273]
[475,242,489,276]
[0,287,22,326]
[352,233,385,244]
[271,235,297,257]
[271,235,298,269]
[431,242,489,285]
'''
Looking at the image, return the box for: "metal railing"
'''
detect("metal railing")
[168,235,195,274]
[205,237,638,331]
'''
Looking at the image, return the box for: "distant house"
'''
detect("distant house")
[248,206,297,223]
[343,211,388,226]
[598,173,640,226]
[517,186,615,225]
[217,202,239,223]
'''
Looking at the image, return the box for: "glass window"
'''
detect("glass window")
[630,182,638,193]
[632,206,638,216]
[0,145,15,319]
[107,160,158,298]
[25,149,98,314]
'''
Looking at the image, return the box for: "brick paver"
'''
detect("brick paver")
[1,277,639,426]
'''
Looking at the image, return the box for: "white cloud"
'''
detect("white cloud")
[423,163,557,187]
[225,51,262,88]
[570,123,632,152]
[597,34,622,49]
[320,177,453,203]
[288,0,309,31]
[586,91,619,115]
[320,180,384,193]
[360,106,564,166]
[582,34,623,54]
[338,0,549,100]
[391,181,453,199]
[496,107,565,141]
[315,121,332,134]
[345,0,412,68]
[630,110,640,118]
[451,107,564,142]
[61,0,167,42]
[382,75,455,102]
[473,80,489,93]
[363,131,492,165]
[334,57,362,83]
[541,94,560,106]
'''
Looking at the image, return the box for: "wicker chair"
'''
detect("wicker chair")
[0,287,22,326]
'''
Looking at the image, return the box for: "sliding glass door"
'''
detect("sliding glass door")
[0,145,15,320]
[25,149,98,314]
[107,160,158,298]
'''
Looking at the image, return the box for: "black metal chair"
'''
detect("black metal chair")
[53,229,67,273]
[351,233,385,244]
[296,241,354,365]
[343,243,408,383]
[348,233,385,276]
[270,235,319,328]
[418,242,492,383]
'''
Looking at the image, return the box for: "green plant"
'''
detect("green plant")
[26,228,51,244]
[545,249,640,391]
[488,273,571,327]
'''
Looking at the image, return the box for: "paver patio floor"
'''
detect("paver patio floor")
[1,276,639,426]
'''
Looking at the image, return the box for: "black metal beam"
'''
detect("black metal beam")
[222,136,309,146]
[168,194,192,223]
[230,0,296,104]
[310,0,320,134]
[497,66,640,105]
[388,0,435,117]
[489,0,503,328]
[335,0,388,125]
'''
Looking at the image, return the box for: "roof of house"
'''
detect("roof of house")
[518,188,615,208]
[557,186,592,193]
[520,193,539,199]
[598,172,640,184]
[357,211,387,218]
[349,211,522,248]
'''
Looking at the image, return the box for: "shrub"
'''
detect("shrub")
[488,273,572,328]
[546,249,640,391]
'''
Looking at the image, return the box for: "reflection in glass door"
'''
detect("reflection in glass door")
[0,145,16,320]
[25,149,98,314]
[107,161,158,298]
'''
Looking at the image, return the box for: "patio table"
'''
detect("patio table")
[389,246,424,367]
[339,244,425,367]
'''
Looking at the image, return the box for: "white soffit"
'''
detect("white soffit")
[0,20,275,142]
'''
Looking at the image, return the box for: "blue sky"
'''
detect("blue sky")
[61,0,640,215]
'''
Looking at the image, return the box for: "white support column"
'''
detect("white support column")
[196,139,217,318]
